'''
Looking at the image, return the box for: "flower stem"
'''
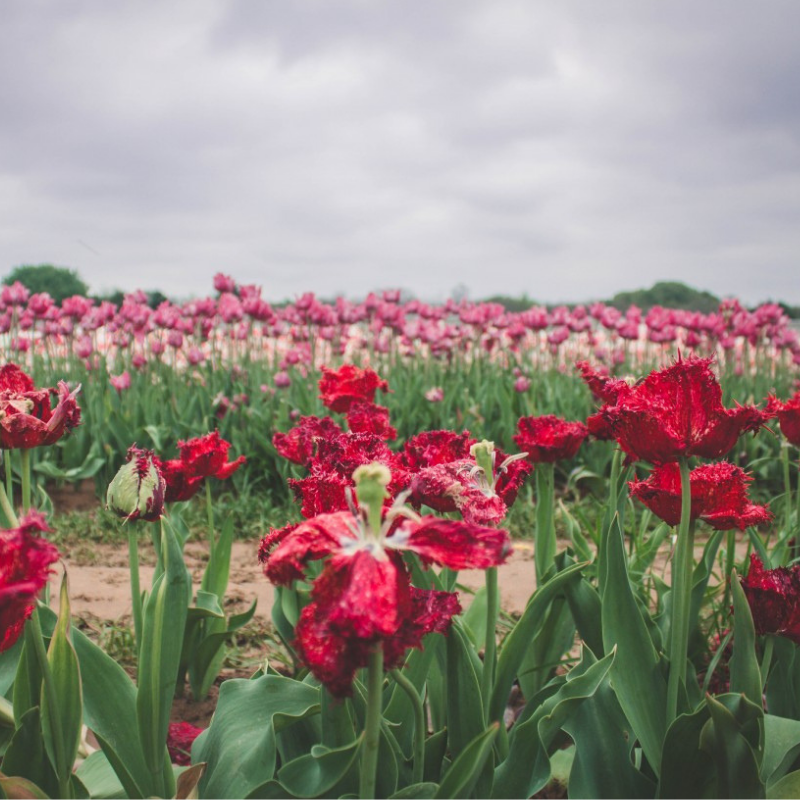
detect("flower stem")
[760,635,774,693]
[27,606,69,799]
[534,462,556,586]
[3,449,14,518]
[20,448,31,513]
[390,668,424,785]
[359,645,384,800]
[128,528,142,654]
[782,441,793,544]
[667,456,694,724]
[481,566,499,720]
[0,472,19,527]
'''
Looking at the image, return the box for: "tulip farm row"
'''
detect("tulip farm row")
[3,276,800,798]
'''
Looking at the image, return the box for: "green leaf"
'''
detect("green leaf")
[492,649,614,799]
[659,703,717,799]
[602,515,667,776]
[228,599,258,631]
[389,783,438,799]
[446,622,484,760]
[12,637,41,726]
[75,751,126,800]
[562,573,604,658]
[0,773,50,800]
[435,723,499,799]
[768,769,800,799]
[277,735,363,798]
[186,591,225,621]
[700,694,765,799]
[41,575,83,787]
[763,715,800,787]
[489,561,586,725]
[196,674,320,799]
[461,586,488,649]
[730,569,763,708]
[1,707,56,797]
[136,520,190,798]
[201,516,235,598]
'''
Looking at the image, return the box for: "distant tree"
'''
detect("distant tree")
[3,264,89,304]
[608,281,720,314]
[483,293,538,312]
[146,290,169,309]
[92,289,125,306]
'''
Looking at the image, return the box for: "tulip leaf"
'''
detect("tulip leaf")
[762,714,800,787]
[562,573,604,658]
[75,751,126,800]
[389,783,439,799]
[0,773,50,800]
[195,674,320,799]
[489,560,586,725]
[445,621,484,760]
[41,574,83,790]
[1,707,56,797]
[435,723,499,799]
[276,735,363,798]
[730,568,763,708]
[492,649,613,799]
[768,769,800,799]
[136,521,190,799]
[700,694,765,799]
[602,515,667,776]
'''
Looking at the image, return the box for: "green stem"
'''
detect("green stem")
[0,473,19,527]
[359,645,384,799]
[151,519,164,578]
[760,636,775,694]
[20,448,31,513]
[3,449,14,518]
[390,668,425,785]
[667,457,694,724]
[723,529,735,617]
[534,462,556,586]
[481,566,499,720]
[27,607,70,799]
[128,528,143,654]
[782,441,793,544]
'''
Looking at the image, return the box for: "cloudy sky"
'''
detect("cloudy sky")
[1,1,799,304]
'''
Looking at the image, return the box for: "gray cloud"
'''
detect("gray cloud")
[1,0,799,303]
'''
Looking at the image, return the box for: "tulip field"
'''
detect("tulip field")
[4,274,800,798]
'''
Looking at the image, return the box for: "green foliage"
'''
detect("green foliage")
[2,264,89,304]
[609,280,721,312]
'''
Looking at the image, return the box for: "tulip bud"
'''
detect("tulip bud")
[106,447,165,521]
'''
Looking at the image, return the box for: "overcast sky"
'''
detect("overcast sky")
[1,1,799,304]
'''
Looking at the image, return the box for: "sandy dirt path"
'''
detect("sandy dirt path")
[50,540,541,623]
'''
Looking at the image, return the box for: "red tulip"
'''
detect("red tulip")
[741,555,800,643]
[260,502,509,696]
[593,357,766,464]
[318,365,389,413]
[513,415,588,463]
[629,462,772,529]
[766,393,800,447]
[0,512,60,652]
[0,364,81,449]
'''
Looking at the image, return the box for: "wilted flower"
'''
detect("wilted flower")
[318,365,390,413]
[514,415,588,463]
[260,464,510,696]
[740,555,800,643]
[629,462,772,529]
[0,364,81,450]
[0,512,60,652]
[107,447,166,521]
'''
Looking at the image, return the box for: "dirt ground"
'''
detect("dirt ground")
[49,539,540,623]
